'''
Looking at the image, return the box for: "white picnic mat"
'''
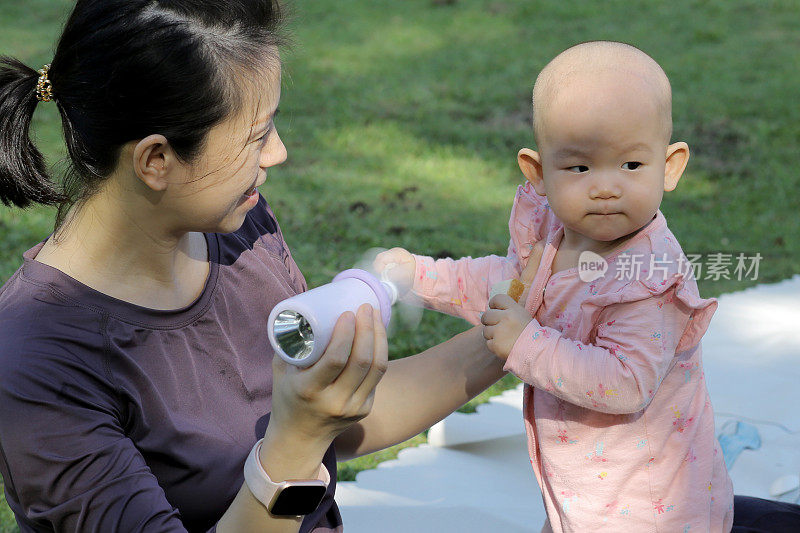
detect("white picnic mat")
[337,275,800,532]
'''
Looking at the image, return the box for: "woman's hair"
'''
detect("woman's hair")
[0,0,285,229]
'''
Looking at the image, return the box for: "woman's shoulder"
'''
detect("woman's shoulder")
[0,266,107,371]
[1,260,103,317]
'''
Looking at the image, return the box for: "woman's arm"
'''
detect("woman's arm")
[216,428,331,533]
[218,304,388,532]
[333,325,506,460]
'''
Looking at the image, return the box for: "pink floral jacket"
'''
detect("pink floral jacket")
[411,183,733,532]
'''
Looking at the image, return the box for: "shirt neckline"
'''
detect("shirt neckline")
[545,211,666,285]
[20,232,221,329]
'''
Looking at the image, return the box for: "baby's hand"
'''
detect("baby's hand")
[481,294,534,361]
[373,248,416,298]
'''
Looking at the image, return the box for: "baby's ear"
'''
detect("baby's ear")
[517,148,546,196]
[664,142,690,192]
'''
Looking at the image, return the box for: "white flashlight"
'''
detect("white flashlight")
[268,269,398,368]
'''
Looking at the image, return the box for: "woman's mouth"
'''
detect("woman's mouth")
[243,176,259,199]
[242,175,266,202]
[241,183,259,204]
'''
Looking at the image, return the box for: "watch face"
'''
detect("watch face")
[270,484,327,516]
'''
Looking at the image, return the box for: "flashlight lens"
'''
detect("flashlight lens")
[273,310,314,360]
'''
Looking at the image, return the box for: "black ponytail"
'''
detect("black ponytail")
[0,0,285,226]
[0,57,66,208]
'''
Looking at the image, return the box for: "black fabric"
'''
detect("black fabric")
[732,495,800,533]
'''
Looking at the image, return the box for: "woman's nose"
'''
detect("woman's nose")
[260,131,288,168]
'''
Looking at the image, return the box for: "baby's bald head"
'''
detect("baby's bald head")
[532,41,673,146]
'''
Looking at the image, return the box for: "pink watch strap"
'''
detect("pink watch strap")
[243,438,330,510]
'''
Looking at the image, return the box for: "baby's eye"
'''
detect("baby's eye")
[622,161,642,170]
[567,165,589,173]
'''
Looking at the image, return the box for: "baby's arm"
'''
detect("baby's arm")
[410,247,522,324]
[376,184,551,324]
[489,288,693,414]
[375,243,523,325]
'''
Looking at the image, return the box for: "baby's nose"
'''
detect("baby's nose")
[592,189,620,199]
[589,177,622,199]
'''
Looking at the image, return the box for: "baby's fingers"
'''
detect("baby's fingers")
[482,325,503,358]
[488,293,516,311]
[373,250,395,272]
[481,308,505,326]
[374,248,410,272]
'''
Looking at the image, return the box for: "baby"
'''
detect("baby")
[377,41,733,531]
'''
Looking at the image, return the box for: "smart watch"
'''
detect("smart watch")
[243,438,330,517]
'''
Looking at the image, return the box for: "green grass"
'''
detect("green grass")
[2,0,799,527]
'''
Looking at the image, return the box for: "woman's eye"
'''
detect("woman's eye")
[254,128,272,144]
[252,120,276,145]
[567,165,589,173]
[622,161,642,170]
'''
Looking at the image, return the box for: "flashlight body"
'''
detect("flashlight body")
[268,269,394,368]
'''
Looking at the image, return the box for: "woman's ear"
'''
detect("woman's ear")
[517,148,546,196]
[664,141,690,192]
[132,135,173,192]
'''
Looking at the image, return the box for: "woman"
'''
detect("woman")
[0,1,505,531]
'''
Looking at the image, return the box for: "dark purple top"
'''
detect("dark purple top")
[0,194,343,532]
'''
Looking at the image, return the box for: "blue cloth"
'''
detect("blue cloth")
[719,421,762,470]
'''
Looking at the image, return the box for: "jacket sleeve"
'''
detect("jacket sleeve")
[406,183,556,325]
[503,286,694,414]
[409,248,521,325]
[0,343,193,533]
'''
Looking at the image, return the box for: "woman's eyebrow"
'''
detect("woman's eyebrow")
[247,109,280,141]
[250,107,280,128]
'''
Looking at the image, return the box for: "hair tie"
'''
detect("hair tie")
[35,64,54,102]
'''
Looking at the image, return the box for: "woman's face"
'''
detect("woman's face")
[169,59,286,235]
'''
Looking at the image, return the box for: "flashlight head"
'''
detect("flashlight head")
[272,310,315,361]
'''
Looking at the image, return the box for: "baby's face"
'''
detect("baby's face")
[536,74,670,246]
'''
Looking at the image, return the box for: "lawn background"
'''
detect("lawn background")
[1,0,798,529]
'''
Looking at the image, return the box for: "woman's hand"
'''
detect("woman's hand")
[220,309,387,531]
[373,247,416,298]
[266,304,389,459]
